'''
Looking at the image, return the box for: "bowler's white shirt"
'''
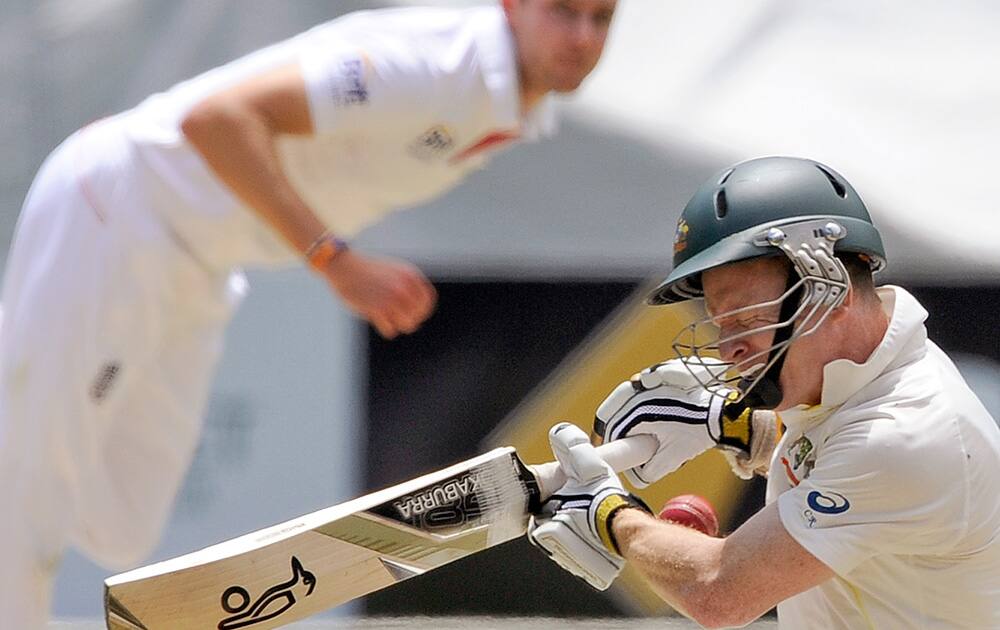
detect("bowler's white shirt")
[122,6,555,271]
[768,286,1000,629]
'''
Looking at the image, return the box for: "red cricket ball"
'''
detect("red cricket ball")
[657,494,720,536]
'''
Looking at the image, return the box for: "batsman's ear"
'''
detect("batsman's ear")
[834,282,855,315]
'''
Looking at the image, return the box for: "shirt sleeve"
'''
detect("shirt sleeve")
[777,417,968,576]
[299,39,437,135]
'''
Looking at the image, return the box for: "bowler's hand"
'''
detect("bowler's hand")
[320,250,437,338]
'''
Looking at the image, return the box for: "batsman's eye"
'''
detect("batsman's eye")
[712,313,780,333]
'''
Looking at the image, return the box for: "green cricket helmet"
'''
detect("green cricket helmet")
[649,156,887,409]
[648,156,886,306]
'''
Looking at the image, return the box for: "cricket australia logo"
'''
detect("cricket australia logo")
[393,473,479,521]
[780,435,816,486]
[217,556,316,629]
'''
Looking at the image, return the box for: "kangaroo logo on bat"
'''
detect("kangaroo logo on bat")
[217,556,316,629]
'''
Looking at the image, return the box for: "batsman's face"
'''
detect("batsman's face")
[702,258,826,410]
[505,0,616,93]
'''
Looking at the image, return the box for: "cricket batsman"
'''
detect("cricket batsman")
[528,156,1000,628]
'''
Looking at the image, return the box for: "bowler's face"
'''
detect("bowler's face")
[507,0,617,93]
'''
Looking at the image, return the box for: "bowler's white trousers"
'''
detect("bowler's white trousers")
[0,119,244,627]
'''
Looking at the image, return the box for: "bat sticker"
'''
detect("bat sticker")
[217,556,317,629]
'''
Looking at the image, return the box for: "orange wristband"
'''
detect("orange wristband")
[305,232,349,272]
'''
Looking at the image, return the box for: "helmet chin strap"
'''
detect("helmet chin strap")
[725,266,803,416]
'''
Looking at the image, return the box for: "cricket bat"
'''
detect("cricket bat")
[104,435,656,630]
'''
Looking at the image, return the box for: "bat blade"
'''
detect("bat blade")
[104,436,655,630]
[105,447,535,630]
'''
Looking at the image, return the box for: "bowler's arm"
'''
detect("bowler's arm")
[180,63,324,256]
[180,63,436,338]
[613,501,833,628]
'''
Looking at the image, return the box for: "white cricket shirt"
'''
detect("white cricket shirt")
[768,286,1000,629]
[121,6,556,271]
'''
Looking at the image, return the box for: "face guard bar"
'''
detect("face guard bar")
[670,219,853,407]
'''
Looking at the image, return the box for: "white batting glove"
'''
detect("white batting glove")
[594,359,778,487]
[527,423,651,591]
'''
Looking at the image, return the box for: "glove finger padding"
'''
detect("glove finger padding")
[548,423,610,483]
[527,423,630,591]
[637,359,719,390]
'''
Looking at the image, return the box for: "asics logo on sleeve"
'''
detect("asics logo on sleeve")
[807,491,851,514]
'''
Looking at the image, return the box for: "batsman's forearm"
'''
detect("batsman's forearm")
[612,509,727,625]
[181,101,326,255]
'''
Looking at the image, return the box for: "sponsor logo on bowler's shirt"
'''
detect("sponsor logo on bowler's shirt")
[329,56,369,107]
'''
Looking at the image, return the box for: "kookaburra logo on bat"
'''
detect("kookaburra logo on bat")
[217,556,317,629]
[392,473,479,520]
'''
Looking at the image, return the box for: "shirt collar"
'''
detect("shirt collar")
[778,286,929,431]
[469,7,558,139]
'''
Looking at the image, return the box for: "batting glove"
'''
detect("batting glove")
[594,359,778,487]
[527,423,651,591]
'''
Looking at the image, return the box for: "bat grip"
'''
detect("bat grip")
[529,434,658,502]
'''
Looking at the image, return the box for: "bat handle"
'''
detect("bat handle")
[529,434,658,502]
